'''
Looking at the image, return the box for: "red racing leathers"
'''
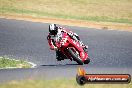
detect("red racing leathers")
[47,27,80,50]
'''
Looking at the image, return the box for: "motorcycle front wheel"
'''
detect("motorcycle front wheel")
[68,48,83,65]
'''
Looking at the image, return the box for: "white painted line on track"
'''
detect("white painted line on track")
[27,61,37,68]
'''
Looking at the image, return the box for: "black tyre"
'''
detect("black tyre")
[68,48,83,65]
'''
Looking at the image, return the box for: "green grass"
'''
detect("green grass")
[0,57,31,68]
[0,0,132,24]
[0,79,131,88]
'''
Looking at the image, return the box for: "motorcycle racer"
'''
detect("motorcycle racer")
[47,24,88,61]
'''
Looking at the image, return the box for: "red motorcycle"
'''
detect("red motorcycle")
[56,32,90,65]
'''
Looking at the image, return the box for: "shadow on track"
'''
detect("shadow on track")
[40,63,84,67]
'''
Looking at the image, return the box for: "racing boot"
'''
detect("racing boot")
[56,56,62,61]
[56,50,65,61]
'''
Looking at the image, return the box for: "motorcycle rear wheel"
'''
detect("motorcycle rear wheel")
[68,48,83,65]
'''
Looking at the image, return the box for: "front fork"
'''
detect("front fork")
[67,47,81,61]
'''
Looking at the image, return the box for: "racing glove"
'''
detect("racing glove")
[54,46,58,51]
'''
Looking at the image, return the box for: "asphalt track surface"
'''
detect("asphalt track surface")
[0,18,132,83]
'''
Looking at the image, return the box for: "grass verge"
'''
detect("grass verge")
[1,8,132,24]
[0,79,131,88]
[0,0,132,24]
[0,57,32,68]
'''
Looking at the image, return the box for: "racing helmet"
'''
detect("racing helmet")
[49,24,58,35]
